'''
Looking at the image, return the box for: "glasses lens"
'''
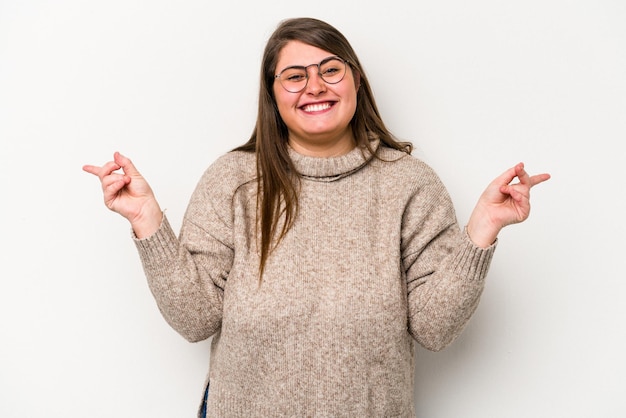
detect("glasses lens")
[277,57,347,92]
[319,58,346,84]
[279,67,308,93]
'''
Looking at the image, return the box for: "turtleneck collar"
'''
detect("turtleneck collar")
[287,139,380,182]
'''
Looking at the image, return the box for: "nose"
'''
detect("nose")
[304,65,326,95]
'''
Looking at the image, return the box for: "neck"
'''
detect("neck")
[288,135,356,158]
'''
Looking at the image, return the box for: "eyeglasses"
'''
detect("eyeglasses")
[274,56,349,93]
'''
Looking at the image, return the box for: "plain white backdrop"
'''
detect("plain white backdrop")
[1,0,625,417]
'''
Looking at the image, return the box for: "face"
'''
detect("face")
[273,41,360,157]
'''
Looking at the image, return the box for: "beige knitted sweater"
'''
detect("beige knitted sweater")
[134,140,496,417]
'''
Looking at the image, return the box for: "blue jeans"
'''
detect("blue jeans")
[200,383,209,418]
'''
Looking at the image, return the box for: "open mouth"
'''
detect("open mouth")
[301,102,334,113]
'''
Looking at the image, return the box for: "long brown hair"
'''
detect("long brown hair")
[233,17,412,277]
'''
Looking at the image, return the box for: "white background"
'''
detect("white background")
[1,1,625,417]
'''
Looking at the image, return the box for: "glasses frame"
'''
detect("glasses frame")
[274,56,350,93]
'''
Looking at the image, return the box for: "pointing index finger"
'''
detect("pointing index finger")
[529,173,551,187]
[82,160,121,180]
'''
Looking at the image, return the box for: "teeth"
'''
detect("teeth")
[303,102,331,112]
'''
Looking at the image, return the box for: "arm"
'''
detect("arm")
[403,177,495,351]
[83,153,232,342]
[133,213,230,343]
[404,162,549,351]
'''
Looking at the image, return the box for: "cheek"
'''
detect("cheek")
[340,75,359,110]
[342,87,359,115]
[274,88,297,114]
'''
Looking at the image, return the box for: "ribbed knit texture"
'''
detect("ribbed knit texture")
[134,140,496,417]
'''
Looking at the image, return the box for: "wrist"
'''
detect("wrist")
[466,213,500,248]
[131,203,163,239]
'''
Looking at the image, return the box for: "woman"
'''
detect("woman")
[84,17,550,417]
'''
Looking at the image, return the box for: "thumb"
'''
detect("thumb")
[113,152,141,177]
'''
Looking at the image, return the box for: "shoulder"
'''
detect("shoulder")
[184,150,257,227]
[373,146,445,191]
[205,150,256,178]
[373,148,457,229]
[188,150,257,210]
[197,150,257,190]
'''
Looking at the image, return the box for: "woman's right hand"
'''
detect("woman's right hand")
[83,152,163,238]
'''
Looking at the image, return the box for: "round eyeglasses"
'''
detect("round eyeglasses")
[274,56,349,93]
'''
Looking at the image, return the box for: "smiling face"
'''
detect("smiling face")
[273,41,360,157]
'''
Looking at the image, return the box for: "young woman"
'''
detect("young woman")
[84,17,550,417]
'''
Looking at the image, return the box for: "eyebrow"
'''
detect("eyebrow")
[276,56,339,74]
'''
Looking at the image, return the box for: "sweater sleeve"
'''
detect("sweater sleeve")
[133,157,241,343]
[402,166,496,352]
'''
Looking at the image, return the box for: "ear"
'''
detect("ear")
[353,70,361,90]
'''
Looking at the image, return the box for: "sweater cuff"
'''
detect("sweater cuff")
[132,214,179,260]
[453,228,498,280]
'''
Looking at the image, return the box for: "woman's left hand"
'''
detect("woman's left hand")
[466,162,551,248]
